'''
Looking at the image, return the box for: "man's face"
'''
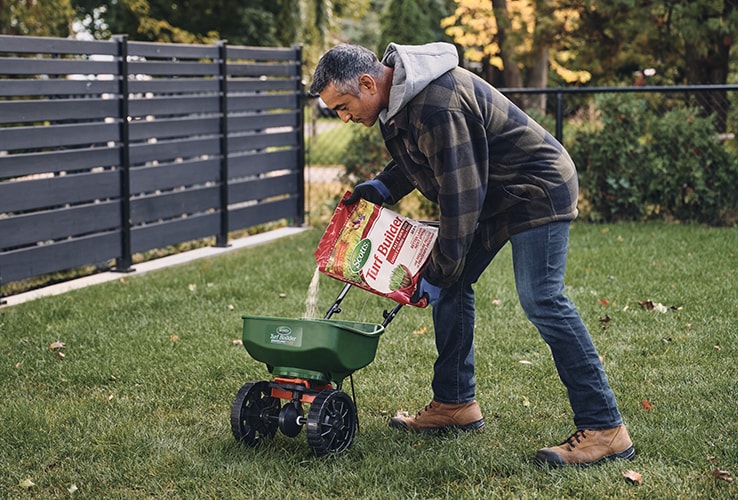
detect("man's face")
[319,76,382,127]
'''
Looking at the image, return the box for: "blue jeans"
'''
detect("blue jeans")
[431,221,623,429]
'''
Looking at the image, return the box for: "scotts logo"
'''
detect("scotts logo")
[349,238,372,274]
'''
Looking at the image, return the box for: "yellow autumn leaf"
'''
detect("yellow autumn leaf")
[19,478,35,489]
[49,341,66,350]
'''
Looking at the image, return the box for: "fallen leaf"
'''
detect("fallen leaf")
[598,299,610,306]
[662,337,672,343]
[278,293,287,299]
[188,284,196,292]
[491,299,502,306]
[18,478,35,489]
[15,362,22,368]
[713,468,734,483]
[231,339,243,346]
[522,396,530,407]
[413,326,427,335]
[518,360,533,365]
[56,351,66,360]
[714,345,721,351]
[638,300,655,310]
[227,304,235,311]
[119,277,129,284]
[49,341,66,350]
[170,333,179,342]
[68,484,78,494]
[107,394,114,402]
[622,470,642,484]
[641,399,654,411]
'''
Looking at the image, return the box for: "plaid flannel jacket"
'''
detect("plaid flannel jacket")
[377,67,579,287]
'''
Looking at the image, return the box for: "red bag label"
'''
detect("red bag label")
[315,192,438,307]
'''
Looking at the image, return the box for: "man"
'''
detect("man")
[309,42,634,467]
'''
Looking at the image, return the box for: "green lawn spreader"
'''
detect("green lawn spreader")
[230,283,402,456]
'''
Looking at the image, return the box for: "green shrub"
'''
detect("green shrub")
[570,94,738,225]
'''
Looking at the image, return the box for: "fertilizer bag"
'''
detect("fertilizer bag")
[315,191,438,307]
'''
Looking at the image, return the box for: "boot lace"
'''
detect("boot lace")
[416,401,435,417]
[563,430,588,449]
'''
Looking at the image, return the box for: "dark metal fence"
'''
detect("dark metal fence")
[0,35,304,287]
[305,84,738,167]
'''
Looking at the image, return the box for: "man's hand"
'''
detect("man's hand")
[410,277,442,308]
[343,179,390,205]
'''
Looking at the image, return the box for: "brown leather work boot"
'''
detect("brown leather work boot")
[535,425,635,466]
[389,400,484,433]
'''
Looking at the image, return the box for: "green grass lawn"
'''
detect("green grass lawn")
[1,222,736,498]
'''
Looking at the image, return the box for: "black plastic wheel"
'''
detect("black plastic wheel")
[230,381,280,446]
[306,389,357,456]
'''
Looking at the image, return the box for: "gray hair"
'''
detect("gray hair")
[309,44,386,96]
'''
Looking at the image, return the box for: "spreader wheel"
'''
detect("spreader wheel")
[306,389,357,456]
[230,381,280,446]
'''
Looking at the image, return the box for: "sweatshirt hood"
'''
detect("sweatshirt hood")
[380,42,459,122]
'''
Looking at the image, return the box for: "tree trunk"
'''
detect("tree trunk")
[493,0,523,88]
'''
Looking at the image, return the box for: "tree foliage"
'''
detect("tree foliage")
[377,0,454,54]
[1,0,75,36]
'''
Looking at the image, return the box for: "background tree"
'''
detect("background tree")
[1,0,75,36]
[377,0,454,54]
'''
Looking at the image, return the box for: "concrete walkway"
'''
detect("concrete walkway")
[1,226,310,308]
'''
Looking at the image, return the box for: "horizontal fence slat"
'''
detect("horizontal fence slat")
[0,78,118,97]
[128,41,218,59]
[0,232,120,283]
[0,98,119,124]
[228,111,298,133]
[0,35,117,55]
[129,137,221,164]
[127,95,220,117]
[228,173,299,205]
[130,158,220,194]
[0,201,120,249]
[225,46,298,61]
[227,62,298,78]
[227,78,298,93]
[229,131,298,152]
[228,93,298,112]
[128,78,219,94]
[229,149,299,179]
[0,170,120,212]
[0,148,120,180]
[129,116,220,141]
[128,60,219,76]
[131,212,219,254]
[130,185,220,224]
[228,197,297,232]
[0,57,117,76]
[0,122,118,151]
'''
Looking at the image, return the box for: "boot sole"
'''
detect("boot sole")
[535,445,636,467]
[389,417,485,434]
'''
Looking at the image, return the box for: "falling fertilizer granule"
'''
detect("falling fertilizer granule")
[304,266,321,319]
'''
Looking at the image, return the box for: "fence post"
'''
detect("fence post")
[215,40,230,247]
[294,44,306,226]
[113,34,134,272]
[555,91,564,143]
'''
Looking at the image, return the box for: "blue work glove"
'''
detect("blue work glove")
[410,277,442,308]
[343,179,390,206]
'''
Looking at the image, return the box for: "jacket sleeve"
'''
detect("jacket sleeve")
[417,109,489,287]
[375,159,416,205]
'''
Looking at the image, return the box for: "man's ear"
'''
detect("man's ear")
[358,74,377,94]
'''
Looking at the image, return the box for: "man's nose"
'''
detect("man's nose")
[337,110,351,123]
